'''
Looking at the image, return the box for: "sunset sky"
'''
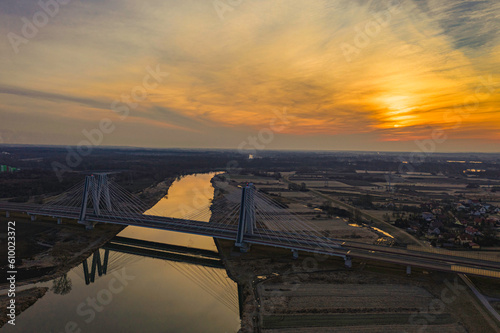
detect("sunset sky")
[1,0,499,152]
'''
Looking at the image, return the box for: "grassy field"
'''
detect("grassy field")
[261,283,433,312]
[469,276,500,298]
[262,324,467,333]
[262,313,455,329]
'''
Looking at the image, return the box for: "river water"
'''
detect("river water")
[1,173,241,333]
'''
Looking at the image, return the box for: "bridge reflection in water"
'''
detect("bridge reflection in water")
[80,236,241,315]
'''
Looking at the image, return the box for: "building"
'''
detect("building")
[0,165,19,173]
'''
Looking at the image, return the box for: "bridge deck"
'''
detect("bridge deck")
[1,202,500,279]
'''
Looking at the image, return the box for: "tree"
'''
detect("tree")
[51,274,72,295]
[354,194,373,208]
[34,195,44,204]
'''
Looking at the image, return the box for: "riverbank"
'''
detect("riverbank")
[211,175,500,333]
[137,177,175,208]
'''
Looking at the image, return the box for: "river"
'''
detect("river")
[1,173,241,333]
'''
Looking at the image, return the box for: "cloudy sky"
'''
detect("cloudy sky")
[0,0,499,152]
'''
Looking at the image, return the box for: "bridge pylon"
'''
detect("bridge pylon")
[82,249,110,284]
[78,174,113,229]
[235,183,256,252]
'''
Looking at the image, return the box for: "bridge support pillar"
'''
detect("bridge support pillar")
[238,243,251,253]
[78,174,112,229]
[82,249,108,285]
[5,211,9,218]
[82,259,90,285]
[292,249,299,259]
[102,249,109,275]
[344,256,352,268]
[235,183,256,251]
[406,265,411,275]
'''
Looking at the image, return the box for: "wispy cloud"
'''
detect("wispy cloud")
[0,0,498,150]
[0,84,108,110]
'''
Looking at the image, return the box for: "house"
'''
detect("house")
[407,226,419,233]
[438,214,448,221]
[474,217,484,225]
[429,220,443,230]
[459,219,468,226]
[440,232,454,242]
[422,212,434,221]
[486,217,499,226]
[468,242,480,249]
[428,227,441,235]
[465,226,479,235]
[456,233,474,245]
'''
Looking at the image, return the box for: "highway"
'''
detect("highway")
[1,202,500,279]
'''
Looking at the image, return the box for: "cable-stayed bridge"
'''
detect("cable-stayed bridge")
[1,174,500,279]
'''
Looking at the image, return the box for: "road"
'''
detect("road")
[460,274,500,327]
[1,202,500,279]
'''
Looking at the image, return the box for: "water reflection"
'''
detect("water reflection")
[80,237,240,315]
[51,274,72,295]
[82,238,225,284]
